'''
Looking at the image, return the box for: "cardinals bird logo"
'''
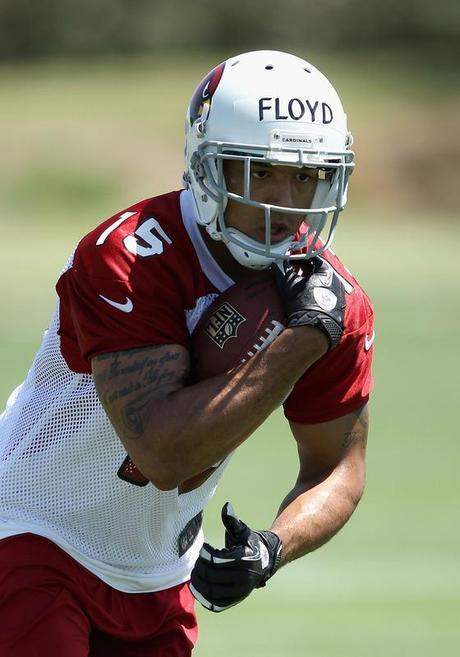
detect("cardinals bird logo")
[189,62,226,126]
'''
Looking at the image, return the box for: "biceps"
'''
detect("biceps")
[91,344,191,440]
[291,405,369,482]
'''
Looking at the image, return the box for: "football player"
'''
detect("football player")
[0,50,374,656]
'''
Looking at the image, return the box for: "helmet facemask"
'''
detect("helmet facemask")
[190,140,354,269]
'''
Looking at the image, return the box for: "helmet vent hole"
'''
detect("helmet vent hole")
[265,65,274,70]
[231,60,240,67]
[304,67,311,73]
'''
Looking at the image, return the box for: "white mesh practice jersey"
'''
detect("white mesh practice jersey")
[0,191,235,592]
[0,189,373,593]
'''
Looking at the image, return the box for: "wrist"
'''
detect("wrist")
[288,311,343,349]
[284,325,329,358]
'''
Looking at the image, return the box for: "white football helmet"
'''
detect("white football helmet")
[184,50,354,269]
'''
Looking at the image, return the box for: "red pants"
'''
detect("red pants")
[0,533,198,657]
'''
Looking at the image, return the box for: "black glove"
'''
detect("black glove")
[272,256,345,348]
[189,502,282,613]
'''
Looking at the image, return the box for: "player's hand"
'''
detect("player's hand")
[272,256,346,348]
[189,502,282,613]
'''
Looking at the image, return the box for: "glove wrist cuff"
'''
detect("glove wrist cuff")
[288,311,342,348]
[257,530,283,583]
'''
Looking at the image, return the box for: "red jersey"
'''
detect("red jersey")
[58,189,374,423]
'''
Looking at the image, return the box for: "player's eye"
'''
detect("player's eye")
[251,170,270,179]
[296,171,315,183]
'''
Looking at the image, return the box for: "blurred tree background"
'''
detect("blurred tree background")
[1,0,459,58]
[0,0,458,216]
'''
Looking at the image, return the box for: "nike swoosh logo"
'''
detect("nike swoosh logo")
[99,294,133,313]
[364,330,375,351]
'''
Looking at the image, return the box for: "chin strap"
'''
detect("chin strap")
[224,227,295,270]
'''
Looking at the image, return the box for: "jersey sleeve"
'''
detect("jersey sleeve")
[56,201,191,373]
[283,290,374,424]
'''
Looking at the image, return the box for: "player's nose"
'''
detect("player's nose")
[265,179,296,208]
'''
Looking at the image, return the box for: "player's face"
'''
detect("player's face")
[223,160,319,243]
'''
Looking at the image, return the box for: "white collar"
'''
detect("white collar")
[180,189,234,293]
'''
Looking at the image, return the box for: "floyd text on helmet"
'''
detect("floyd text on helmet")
[258,98,333,123]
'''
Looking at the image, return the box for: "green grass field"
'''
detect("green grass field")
[1,55,459,656]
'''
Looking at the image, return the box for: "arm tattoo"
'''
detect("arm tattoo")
[118,388,152,439]
[93,346,189,440]
[342,405,369,449]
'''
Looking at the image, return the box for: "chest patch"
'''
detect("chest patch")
[178,512,203,557]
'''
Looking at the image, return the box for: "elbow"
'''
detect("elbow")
[346,452,367,509]
[124,454,181,491]
[146,464,181,491]
[151,475,179,491]
[337,459,366,513]
[117,435,183,491]
[349,472,366,509]
[350,486,364,511]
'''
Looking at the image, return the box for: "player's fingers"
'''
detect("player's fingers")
[197,543,216,563]
[197,543,244,564]
[193,561,254,585]
[222,503,251,547]
[188,582,228,613]
[221,502,242,533]
[190,571,248,608]
[270,261,287,289]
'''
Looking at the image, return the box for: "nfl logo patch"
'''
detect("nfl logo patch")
[205,302,246,349]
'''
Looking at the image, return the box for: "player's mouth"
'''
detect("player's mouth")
[271,227,292,243]
[256,224,293,244]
